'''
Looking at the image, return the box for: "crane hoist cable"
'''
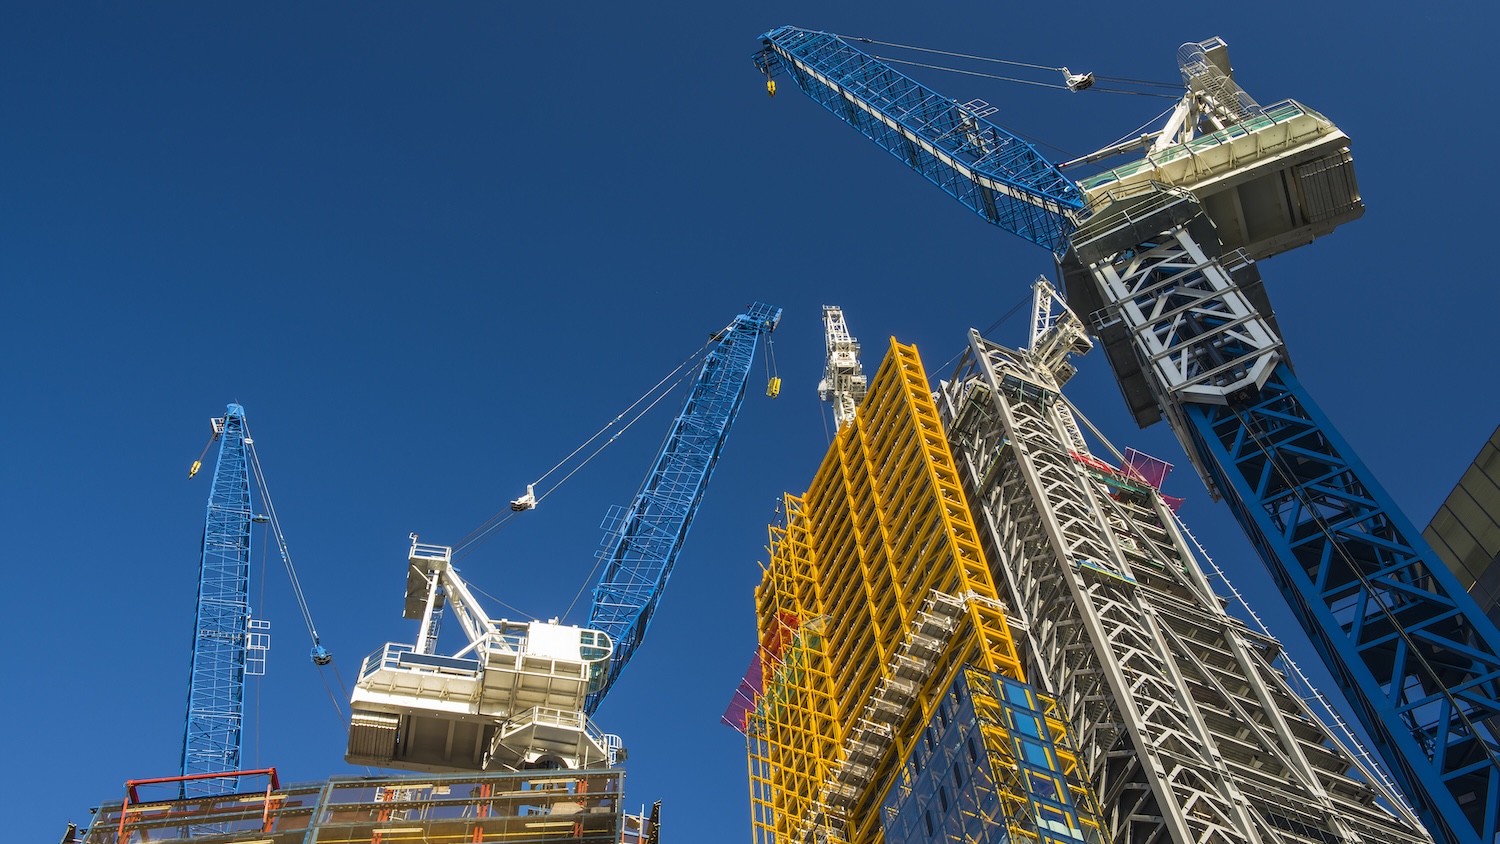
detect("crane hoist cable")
[244,436,328,661]
[452,339,716,558]
[847,34,1183,92]
[930,289,1034,385]
[188,430,219,479]
[191,420,350,732]
[871,54,1181,99]
[242,429,345,732]
[559,312,773,623]
[462,576,538,624]
[516,339,715,501]
[464,356,708,572]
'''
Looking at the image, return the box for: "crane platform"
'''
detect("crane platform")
[346,540,616,773]
[1079,100,1361,262]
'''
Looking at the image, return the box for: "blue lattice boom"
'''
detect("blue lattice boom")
[1188,364,1500,844]
[585,303,782,714]
[180,403,254,797]
[756,26,1083,254]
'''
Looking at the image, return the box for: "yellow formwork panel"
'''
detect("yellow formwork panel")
[745,340,1038,844]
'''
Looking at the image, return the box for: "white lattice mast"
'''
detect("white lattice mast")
[1028,276,1093,387]
[817,305,866,429]
[938,329,1431,844]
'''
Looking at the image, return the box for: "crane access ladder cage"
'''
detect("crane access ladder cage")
[82,768,629,844]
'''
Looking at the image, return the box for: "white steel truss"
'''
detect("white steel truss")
[937,331,1431,844]
[817,305,867,430]
[1086,229,1280,406]
[1029,276,1093,388]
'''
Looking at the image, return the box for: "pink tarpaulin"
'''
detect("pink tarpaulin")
[720,654,765,733]
[720,613,801,733]
[1124,447,1174,490]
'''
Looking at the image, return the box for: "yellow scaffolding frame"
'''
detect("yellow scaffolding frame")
[746,340,1057,844]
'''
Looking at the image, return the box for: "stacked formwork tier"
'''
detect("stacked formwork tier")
[746,339,1102,844]
[937,330,1433,844]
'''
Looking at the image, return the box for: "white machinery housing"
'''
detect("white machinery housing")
[346,537,619,773]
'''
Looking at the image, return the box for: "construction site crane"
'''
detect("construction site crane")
[756,27,1499,844]
[347,302,781,773]
[180,404,269,797]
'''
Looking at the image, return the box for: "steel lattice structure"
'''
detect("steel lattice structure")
[940,331,1430,844]
[754,27,1082,254]
[758,26,1500,841]
[180,404,255,796]
[585,302,781,713]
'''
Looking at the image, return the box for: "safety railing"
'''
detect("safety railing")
[1079,100,1321,192]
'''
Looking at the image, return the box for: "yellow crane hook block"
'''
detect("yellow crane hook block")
[767,377,782,398]
[188,460,202,479]
[767,79,777,97]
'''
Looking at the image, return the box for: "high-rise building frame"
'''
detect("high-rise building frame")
[937,328,1431,843]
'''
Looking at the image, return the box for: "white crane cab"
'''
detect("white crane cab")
[346,537,620,773]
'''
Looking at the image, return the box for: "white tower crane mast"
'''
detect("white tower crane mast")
[1028,276,1093,387]
[817,305,867,429]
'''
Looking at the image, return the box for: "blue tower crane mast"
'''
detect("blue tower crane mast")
[586,302,782,713]
[181,404,267,797]
[757,26,1500,844]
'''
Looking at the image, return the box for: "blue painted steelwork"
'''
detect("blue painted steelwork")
[180,404,254,797]
[761,29,1500,841]
[755,27,1083,254]
[1186,364,1500,844]
[585,303,782,714]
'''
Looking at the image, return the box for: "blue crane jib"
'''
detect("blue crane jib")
[180,404,256,797]
[585,302,782,714]
[756,26,1083,255]
[759,25,1500,844]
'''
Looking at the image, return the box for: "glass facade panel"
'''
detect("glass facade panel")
[881,669,1098,844]
[1426,426,1500,619]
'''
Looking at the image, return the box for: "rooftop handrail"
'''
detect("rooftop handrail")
[1079,100,1319,191]
[359,642,417,680]
[481,629,528,658]
[409,541,452,562]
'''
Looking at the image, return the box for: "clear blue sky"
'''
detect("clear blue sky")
[3,2,1495,840]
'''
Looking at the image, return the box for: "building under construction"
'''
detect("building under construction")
[738,333,1104,844]
[732,294,1434,843]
